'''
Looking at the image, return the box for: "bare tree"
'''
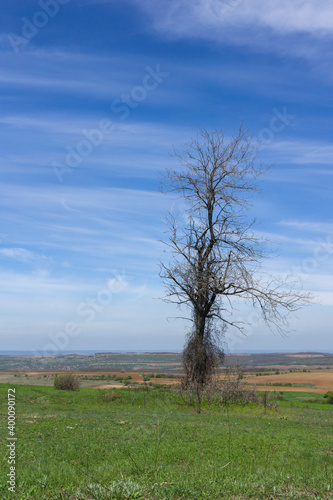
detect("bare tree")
[160,127,312,387]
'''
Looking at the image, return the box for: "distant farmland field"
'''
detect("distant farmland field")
[245,370,333,393]
[0,367,332,394]
[0,351,332,373]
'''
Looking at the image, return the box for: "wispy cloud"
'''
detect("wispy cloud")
[279,220,333,234]
[133,0,333,62]
[0,247,36,262]
[0,0,332,351]
[268,139,333,165]
[135,0,333,38]
[0,247,54,277]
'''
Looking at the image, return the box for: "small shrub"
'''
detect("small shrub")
[276,393,287,401]
[321,391,333,404]
[54,373,80,391]
[261,391,269,409]
[104,392,123,402]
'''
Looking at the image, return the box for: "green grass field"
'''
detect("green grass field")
[0,384,332,500]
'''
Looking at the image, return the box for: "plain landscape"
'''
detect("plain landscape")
[2,1,333,499]
[0,352,332,500]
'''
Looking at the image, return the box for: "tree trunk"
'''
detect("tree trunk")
[182,309,212,387]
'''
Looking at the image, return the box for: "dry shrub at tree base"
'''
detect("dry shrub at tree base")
[218,366,259,405]
[182,334,224,388]
[175,366,258,412]
[53,373,80,391]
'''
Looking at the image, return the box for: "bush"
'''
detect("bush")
[104,392,123,402]
[276,393,287,401]
[321,391,333,404]
[54,373,80,391]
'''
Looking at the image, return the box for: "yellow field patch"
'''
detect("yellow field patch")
[245,370,333,393]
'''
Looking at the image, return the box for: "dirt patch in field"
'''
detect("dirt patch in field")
[255,364,330,370]
[25,372,56,376]
[246,370,333,393]
[138,363,181,368]
[255,386,327,394]
[150,378,178,385]
[89,384,123,389]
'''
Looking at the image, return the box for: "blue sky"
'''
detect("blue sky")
[0,0,332,353]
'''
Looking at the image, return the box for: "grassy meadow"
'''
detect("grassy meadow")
[0,383,333,500]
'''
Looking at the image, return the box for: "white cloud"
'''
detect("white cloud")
[205,0,333,36]
[268,140,333,165]
[0,49,149,97]
[279,220,333,234]
[0,247,54,276]
[136,0,333,37]
[133,0,333,60]
[0,247,36,262]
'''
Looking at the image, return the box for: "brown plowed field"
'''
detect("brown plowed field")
[246,370,333,393]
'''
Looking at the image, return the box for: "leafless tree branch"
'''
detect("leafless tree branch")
[160,126,313,387]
